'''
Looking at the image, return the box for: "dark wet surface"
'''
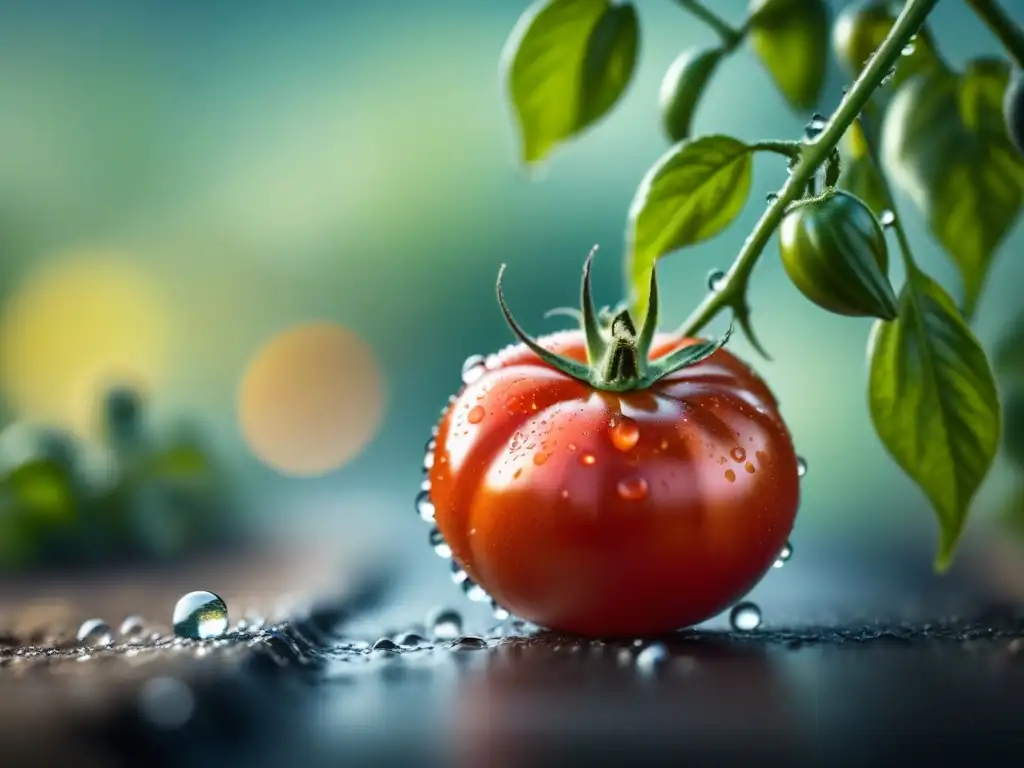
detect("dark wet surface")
[4,541,1024,768]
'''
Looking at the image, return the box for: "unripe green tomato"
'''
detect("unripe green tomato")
[778,190,899,320]
[659,47,723,143]
[1005,69,1024,156]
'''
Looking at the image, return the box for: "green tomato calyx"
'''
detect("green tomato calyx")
[496,246,732,392]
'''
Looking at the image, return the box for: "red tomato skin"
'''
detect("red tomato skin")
[429,331,799,637]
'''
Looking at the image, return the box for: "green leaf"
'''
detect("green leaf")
[838,121,888,216]
[995,314,1024,384]
[747,0,829,111]
[503,0,639,164]
[883,59,1024,318]
[868,270,1001,569]
[3,459,75,522]
[626,135,753,319]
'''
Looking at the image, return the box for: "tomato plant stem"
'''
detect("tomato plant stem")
[964,0,1024,69]
[670,0,744,50]
[677,0,941,340]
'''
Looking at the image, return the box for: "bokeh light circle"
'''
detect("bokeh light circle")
[0,254,171,438]
[237,323,384,476]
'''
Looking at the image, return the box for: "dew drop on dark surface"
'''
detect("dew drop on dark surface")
[118,615,146,641]
[371,638,401,653]
[449,636,488,651]
[77,619,114,647]
[429,528,451,558]
[172,591,228,640]
[729,602,762,631]
[428,608,463,640]
[415,490,435,523]
[635,642,669,675]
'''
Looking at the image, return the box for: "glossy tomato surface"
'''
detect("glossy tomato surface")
[429,331,799,637]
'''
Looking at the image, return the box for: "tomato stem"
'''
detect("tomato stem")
[676,0,941,342]
[495,250,728,392]
[670,0,745,52]
[964,0,1024,69]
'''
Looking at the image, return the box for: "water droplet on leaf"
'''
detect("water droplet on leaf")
[77,619,113,647]
[729,602,762,631]
[172,591,228,640]
[879,210,895,228]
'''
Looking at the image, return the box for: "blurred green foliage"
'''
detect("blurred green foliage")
[0,388,239,571]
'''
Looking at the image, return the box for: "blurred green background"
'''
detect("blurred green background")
[0,0,1022,620]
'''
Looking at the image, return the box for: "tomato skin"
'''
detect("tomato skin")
[429,331,799,637]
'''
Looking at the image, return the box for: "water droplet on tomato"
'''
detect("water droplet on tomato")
[617,476,649,501]
[428,608,462,640]
[797,456,808,477]
[513,467,523,479]
[559,488,569,500]
[429,528,451,558]
[491,601,510,621]
[609,416,640,451]
[580,453,596,466]
[730,447,746,462]
[467,405,485,424]
[461,354,486,384]
[744,461,755,474]
[724,469,736,482]
[533,452,548,466]
[415,490,435,522]
[879,210,896,228]
[730,602,762,631]
[450,560,468,584]
[462,580,489,602]
[707,269,726,292]
[567,442,577,452]
[635,642,669,675]
[773,541,793,568]
[425,437,437,453]
[423,451,435,471]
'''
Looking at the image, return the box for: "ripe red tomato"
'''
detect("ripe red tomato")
[428,329,799,637]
